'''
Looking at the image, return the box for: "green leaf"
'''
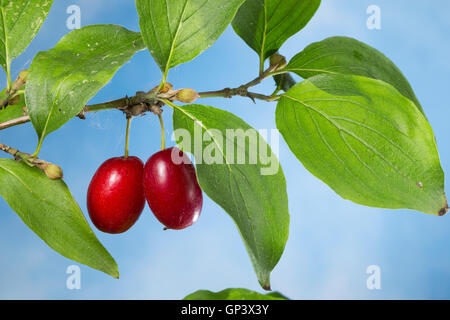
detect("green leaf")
[173,104,289,290]
[136,0,244,77]
[0,88,26,123]
[0,0,54,75]
[285,36,424,114]
[0,159,119,278]
[25,24,145,148]
[232,0,321,72]
[276,74,447,215]
[184,288,288,300]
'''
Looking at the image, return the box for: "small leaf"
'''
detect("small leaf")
[184,288,288,300]
[136,0,244,75]
[25,24,145,146]
[232,0,321,70]
[276,74,447,215]
[173,104,289,290]
[0,0,54,73]
[285,36,424,114]
[0,159,119,278]
[0,88,27,123]
[273,73,296,92]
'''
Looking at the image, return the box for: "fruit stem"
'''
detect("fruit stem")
[158,113,165,150]
[124,116,131,158]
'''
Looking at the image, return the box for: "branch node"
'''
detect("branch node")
[150,104,163,115]
[0,142,63,179]
[224,88,233,98]
[247,94,257,104]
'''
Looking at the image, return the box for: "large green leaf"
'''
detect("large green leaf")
[184,288,288,300]
[0,159,119,278]
[173,104,289,290]
[276,74,447,215]
[284,36,424,114]
[136,0,244,76]
[0,88,26,123]
[0,0,54,74]
[232,0,321,71]
[25,24,145,147]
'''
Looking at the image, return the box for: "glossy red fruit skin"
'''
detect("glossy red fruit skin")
[87,156,145,234]
[143,147,203,230]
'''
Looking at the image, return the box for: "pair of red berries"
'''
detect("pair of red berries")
[87,147,203,233]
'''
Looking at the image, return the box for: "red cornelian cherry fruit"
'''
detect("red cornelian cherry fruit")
[143,147,203,230]
[87,156,145,234]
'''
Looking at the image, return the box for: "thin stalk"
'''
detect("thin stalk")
[0,115,30,130]
[157,73,168,93]
[0,93,160,131]
[87,98,129,112]
[158,113,165,150]
[198,89,279,102]
[31,138,43,158]
[10,89,24,98]
[259,56,265,77]
[161,99,178,110]
[124,116,131,158]
[1,66,287,132]
[197,90,230,99]
[2,142,36,165]
[197,65,283,102]
[6,61,12,91]
[270,85,282,97]
[0,142,19,158]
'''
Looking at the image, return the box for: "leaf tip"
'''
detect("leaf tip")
[438,198,449,216]
[262,283,271,291]
[109,263,120,279]
[258,272,272,291]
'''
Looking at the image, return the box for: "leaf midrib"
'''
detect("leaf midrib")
[259,0,267,66]
[0,161,116,274]
[164,0,189,73]
[178,106,280,269]
[176,106,231,171]
[0,6,10,71]
[7,0,33,45]
[283,94,438,200]
[0,163,33,193]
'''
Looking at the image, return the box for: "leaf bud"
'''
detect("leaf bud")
[270,54,287,70]
[160,82,173,93]
[151,82,173,94]
[175,88,200,103]
[36,162,64,180]
[11,70,29,92]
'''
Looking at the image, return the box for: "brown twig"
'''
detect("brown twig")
[0,65,283,131]
[0,142,21,160]
[0,91,163,131]
[0,142,64,179]
[198,65,281,102]
[0,115,31,130]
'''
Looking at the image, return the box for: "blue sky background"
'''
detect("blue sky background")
[1,0,450,299]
